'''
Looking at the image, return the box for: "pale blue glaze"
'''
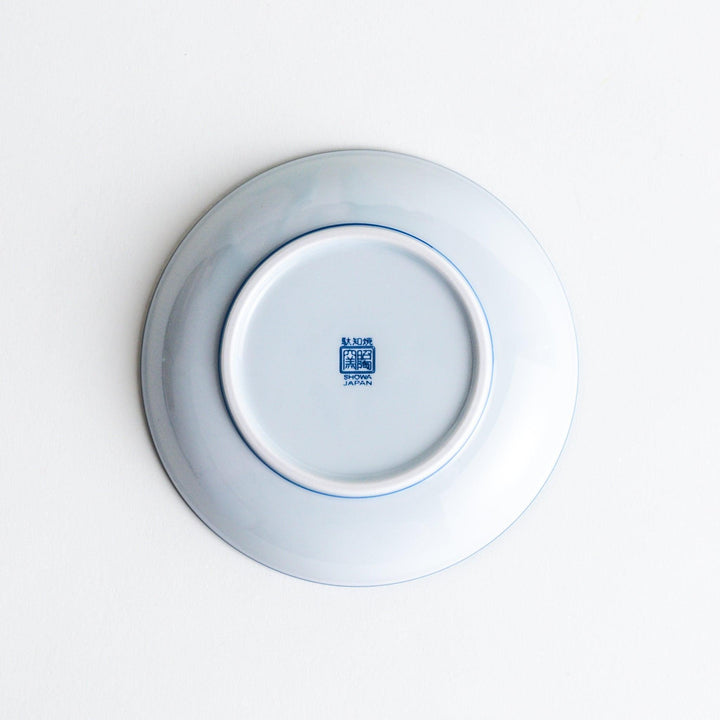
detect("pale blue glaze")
[141,150,578,586]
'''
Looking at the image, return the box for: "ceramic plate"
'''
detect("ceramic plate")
[141,150,578,585]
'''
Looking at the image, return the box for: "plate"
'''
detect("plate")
[141,150,578,585]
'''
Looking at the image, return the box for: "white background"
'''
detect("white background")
[2,1,719,717]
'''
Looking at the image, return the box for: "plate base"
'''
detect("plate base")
[220,225,492,497]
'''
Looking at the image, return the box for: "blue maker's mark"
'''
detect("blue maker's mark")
[340,338,375,385]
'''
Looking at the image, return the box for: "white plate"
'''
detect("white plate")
[141,150,578,586]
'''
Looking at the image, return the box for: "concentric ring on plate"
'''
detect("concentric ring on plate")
[219,224,493,498]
